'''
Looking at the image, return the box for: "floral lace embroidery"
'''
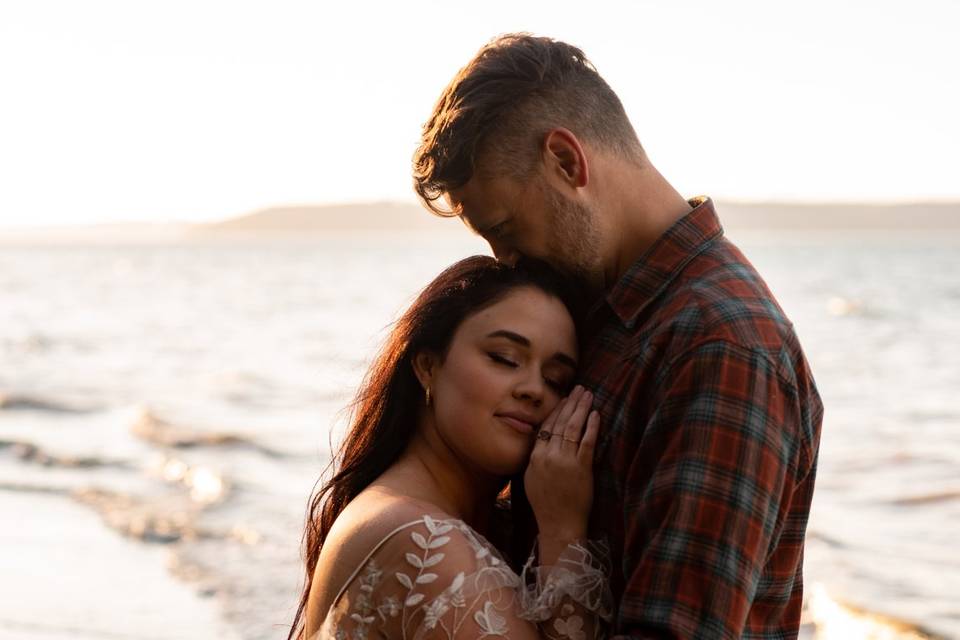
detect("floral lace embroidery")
[518,540,612,624]
[317,516,611,640]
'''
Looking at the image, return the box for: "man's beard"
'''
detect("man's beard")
[544,186,604,295]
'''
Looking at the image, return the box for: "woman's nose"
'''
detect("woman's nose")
[513,372,544,405]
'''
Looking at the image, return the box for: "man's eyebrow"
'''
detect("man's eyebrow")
[485,330,578,369]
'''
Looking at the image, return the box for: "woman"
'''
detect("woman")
[289,256,612,640]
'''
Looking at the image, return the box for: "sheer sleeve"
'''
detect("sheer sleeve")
[316,516,611,640]
[516,538,613,640]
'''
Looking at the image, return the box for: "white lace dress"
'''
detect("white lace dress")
[313,515,612,640]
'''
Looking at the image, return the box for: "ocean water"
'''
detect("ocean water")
[1,229,958,639]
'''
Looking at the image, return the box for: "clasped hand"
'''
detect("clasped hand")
[523,385,600,548]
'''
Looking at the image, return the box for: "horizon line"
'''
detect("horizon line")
[3,197,960,232]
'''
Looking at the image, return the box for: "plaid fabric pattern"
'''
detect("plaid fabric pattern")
[581,197,823,639]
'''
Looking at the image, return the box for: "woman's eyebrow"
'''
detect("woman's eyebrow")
[486,329,530,346]
[485,330,577,369]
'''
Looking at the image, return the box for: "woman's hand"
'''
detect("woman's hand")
[523,385,600,562]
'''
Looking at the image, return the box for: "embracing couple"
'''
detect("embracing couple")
[289,34,823,640]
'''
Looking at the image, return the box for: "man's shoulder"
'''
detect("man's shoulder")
[649,237,796,356]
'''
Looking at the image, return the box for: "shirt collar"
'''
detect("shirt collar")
[604,196,724,329]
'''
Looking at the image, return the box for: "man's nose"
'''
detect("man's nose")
[492,245,521,266]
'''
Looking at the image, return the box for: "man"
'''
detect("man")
[412,34,823,639]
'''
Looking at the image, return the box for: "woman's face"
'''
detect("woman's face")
[428,286,578,476]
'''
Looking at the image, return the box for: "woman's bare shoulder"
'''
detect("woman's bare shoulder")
[305,487,454,632]
[331,486,454,543]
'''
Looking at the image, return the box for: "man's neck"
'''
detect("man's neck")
[602,163,693,289]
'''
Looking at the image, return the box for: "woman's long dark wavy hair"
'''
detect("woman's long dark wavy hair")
[287,255,583,639]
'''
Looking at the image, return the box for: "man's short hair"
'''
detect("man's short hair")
[413,33,643,216]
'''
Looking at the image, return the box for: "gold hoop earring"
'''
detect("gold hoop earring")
[425,386,432,406]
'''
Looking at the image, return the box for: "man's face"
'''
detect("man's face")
[447,171,604,291]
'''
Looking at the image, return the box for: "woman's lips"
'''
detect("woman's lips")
[498,415,535,435]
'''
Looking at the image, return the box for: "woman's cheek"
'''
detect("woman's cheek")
[452,353,499,400]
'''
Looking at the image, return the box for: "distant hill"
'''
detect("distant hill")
[192,202,459,234]
[194,200,960,234]
[717,201,960,231]
[3,200,959,245]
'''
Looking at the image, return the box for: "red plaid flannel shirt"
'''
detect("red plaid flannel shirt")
[581,197,823,639]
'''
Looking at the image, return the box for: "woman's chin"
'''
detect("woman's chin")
[486,447,533,478]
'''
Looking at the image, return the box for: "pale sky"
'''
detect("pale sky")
[1,0,958,227]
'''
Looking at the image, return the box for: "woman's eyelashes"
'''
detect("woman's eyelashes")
[544,378,568,393]
[487,352,568,394]
[487,352,518,367]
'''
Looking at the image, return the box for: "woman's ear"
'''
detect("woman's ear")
[411,350,438,391]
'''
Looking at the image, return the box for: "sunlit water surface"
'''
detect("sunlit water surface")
[1,229,957,639]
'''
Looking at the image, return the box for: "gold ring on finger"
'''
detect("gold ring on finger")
[562,436,579,444]
[536,430,552,441]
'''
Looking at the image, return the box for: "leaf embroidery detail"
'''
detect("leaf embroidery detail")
[423,515,453,536]
[423,514,437,534]
[422,597,450,630]
[405,593,425,607]
[422,552,444,568]
[428,535,451,549]
[395,572,412,589]
[411,532,429,550]
[405,553,424,569]
[474,601,507,637]
[416,572,438,584]
[350,613,376,625]
[378,595,401,618]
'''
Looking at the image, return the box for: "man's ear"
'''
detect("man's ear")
[543,128,589,189]
[411,350,439,391]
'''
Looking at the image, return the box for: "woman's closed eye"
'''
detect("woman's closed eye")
[488,352,518,367]
[544,378,567,393]
[488,352,569,394]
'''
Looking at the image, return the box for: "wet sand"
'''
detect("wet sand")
[0,490,237,639]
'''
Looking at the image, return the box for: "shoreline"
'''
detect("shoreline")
[0,489,237,640]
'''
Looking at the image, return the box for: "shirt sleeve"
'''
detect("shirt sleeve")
[613,339,811,640]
